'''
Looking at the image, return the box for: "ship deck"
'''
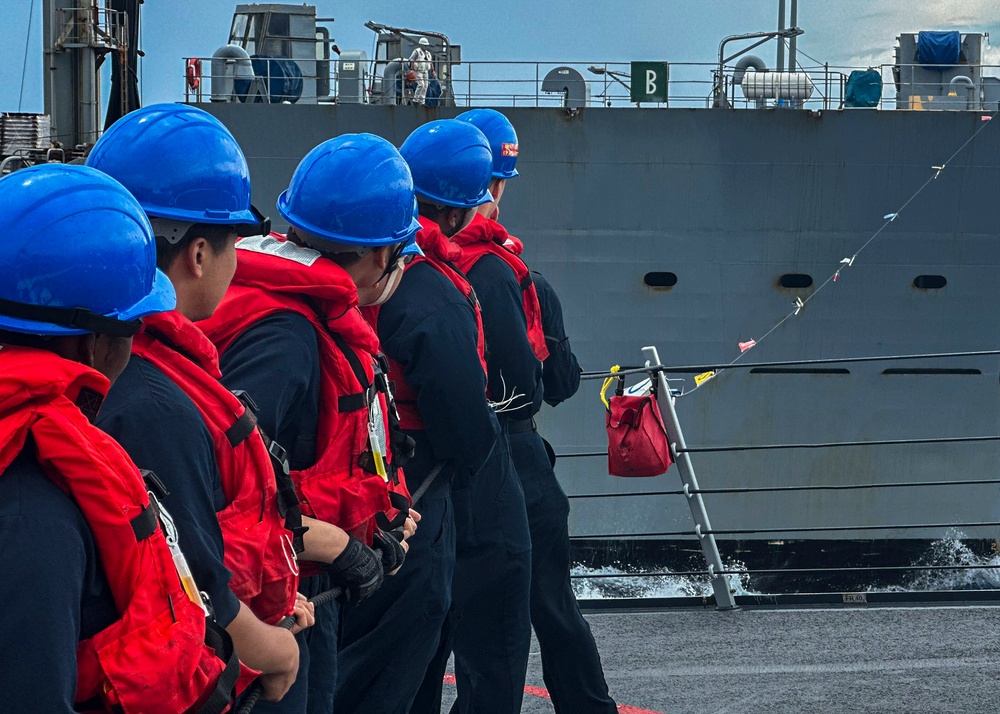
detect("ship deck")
[443,602,1000,713]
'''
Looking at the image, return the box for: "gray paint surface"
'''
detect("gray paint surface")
[444,606,1000,713]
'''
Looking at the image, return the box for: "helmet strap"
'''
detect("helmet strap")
[0,297,142,337]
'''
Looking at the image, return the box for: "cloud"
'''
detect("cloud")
[799,1,1000,69]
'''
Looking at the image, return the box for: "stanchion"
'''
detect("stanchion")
[642,345,737,610]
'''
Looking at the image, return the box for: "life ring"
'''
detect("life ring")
[186,58,202,91]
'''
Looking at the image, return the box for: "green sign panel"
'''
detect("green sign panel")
[630,62,669,104]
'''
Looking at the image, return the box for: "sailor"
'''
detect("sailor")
[86,104,316,705]
[454,108,617,713]
[408,37,433,105]
[198,133,419,713]
[385,119,534,714]
[0,164,241,712]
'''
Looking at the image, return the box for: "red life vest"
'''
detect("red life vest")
[0,345,237,714]
[502,234,525,255]
[365,217,489,432]
[198,233,405,555]
[453,212,549,361]
[132,311,299,628]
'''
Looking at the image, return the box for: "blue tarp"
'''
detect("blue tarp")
[917,31,961,66]
[246,55,303,104]
[844,69,882,108]
[424,79,443,107]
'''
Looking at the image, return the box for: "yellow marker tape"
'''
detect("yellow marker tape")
[694,370,716,386]
[600,365,621,410]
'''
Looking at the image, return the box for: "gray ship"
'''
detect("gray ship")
[10,0,1000,591]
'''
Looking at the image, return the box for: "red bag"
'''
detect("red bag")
[604,373,673,478]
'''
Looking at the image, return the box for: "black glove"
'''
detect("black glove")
[390,429,416,469]
[371,528,406,574]
[325,535,384,604]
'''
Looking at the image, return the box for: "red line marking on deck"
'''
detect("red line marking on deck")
[441,674,664,714]
[523,684,551,699]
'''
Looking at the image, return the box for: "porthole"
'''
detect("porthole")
[778,274,813,289]
[643,272,677,288]
[913,275,946,289]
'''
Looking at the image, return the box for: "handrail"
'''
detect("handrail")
[180,55,1000,111]
[567,344,1000,604]
[565,475,1000,498]
[579,348,1000,381]
[571,563,1000,579]
[576,522,1000,538]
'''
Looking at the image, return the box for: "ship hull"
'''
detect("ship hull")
[201,103,1000,560]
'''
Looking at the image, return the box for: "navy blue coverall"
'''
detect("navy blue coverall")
[98,357,242,629]
[415,253,536,714]
[525,271,617,713]
[336,260,503,714]
[218,311,341,714]
[0,450,117,712]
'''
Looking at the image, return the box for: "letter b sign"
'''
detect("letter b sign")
[630,62,669,104]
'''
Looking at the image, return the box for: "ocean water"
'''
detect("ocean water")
[878,531,1000,592]
[571,534,1000,599]
[571,558,756,599]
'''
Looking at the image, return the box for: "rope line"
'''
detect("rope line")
[574,521,1000,539]
[557,434,1000,467]
[678,434,1000,454]
[571,562,1000,579]
[18,0,36,112]
[583,106,999,397]
[566,476,1000,500]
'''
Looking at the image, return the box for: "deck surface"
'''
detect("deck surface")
[443,604,1000,713]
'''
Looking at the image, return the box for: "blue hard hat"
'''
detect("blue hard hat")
[455,108,519,179]
[278,133,420,248]
[87,103,258,227]
[399,119,494,208]
[0,164,176,336]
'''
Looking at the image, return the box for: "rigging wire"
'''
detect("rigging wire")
[18,0,37,112]
[670,102,1000,398]
[571,562,1000,579]
[579,348,1000,381]
[565,475,1000,499]
[575,521,1000,539]
[781,38,830,72]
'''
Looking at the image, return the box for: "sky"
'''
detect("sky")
[2,0,999,113]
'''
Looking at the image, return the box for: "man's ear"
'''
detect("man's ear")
[68,333,98,368]
[184,236,208,279]
[373,245,392,271]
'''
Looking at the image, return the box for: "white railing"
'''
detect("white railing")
[182,57,1000,112]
